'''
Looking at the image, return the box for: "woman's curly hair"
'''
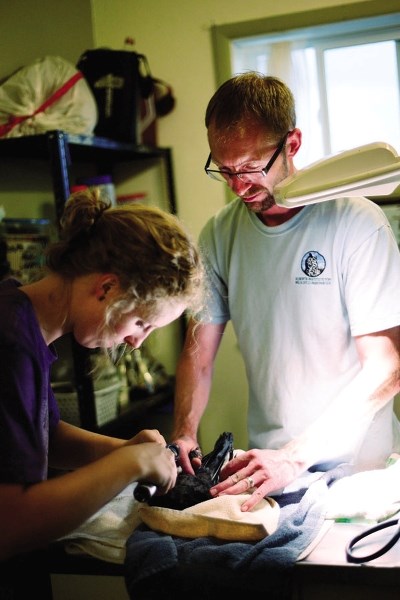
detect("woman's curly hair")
[45,188,204,329]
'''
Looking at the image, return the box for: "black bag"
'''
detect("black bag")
[77,48,157,145]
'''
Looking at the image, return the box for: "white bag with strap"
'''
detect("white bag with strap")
[0,55,98,138]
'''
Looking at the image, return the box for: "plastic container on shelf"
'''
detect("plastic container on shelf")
[2,218,52,283]
[70,184,89,194]
[117,192,148,205]
[52,381,121,428]
[77,174,117,206]
[51,348,122,428]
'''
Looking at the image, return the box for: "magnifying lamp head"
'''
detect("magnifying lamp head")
[275,142,400,208]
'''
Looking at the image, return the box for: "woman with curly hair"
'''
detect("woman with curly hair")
[0,188,204,565]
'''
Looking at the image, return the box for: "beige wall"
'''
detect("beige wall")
[1,0,93,78]
[0,0,397,451]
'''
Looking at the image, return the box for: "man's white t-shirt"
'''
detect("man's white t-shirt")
[199,196,400,471]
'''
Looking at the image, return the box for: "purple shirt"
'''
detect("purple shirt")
[0,279,60,484]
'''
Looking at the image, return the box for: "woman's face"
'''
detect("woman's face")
[113,300,186,349]
[74,298,186,350]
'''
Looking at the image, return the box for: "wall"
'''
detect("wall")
[1,0,93,77]
[0,0,398,451]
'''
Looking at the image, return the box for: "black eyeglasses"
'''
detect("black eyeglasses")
[204,132,290,183]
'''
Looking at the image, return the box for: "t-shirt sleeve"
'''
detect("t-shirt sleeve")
[0,342,56,483]
[196,219,230,324]
[344,209,400,336]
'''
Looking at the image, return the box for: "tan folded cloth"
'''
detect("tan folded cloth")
[139,493,280,541]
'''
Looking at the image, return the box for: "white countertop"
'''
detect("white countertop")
[302,521,400,567]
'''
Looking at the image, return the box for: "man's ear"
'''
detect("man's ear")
[287,128,302,157]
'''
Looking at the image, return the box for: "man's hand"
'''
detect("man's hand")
[210,447,305,512]
[171,435,203,475]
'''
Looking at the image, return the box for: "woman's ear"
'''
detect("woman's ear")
[96,274,119,301]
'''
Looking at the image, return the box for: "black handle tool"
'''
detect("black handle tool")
[134,443,180,503]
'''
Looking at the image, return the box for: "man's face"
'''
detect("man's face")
[207,122,296,215]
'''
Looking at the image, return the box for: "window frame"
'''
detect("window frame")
[210,0,400,201]
[210,0,400,87]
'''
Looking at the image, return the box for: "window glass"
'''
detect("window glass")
[231,14,400,168]
[324,41,400,153]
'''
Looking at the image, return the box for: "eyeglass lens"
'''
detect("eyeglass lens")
[205,132,289,182]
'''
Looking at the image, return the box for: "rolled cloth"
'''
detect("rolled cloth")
[139,493,280,542]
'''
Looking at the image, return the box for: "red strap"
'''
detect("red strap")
[0,71,84,137]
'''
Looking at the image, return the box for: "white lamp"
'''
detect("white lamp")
[275,142,400,207]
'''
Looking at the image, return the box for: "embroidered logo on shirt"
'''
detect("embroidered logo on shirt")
[295,251,331,286]
[301,251,326,277]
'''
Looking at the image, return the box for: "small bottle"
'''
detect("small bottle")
[78,175,117,206]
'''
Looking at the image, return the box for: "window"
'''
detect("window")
[230,13,400,168]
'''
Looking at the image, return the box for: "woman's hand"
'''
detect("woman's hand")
[129,442,178,494]
[125,428,167,446]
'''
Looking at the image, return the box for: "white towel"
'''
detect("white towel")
[325,456,400,523]
[60,483,141,563]
[60,484,281,563]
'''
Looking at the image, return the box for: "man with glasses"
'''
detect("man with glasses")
[171,72,400,512]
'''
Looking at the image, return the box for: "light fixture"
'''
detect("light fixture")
[275,142,400,207]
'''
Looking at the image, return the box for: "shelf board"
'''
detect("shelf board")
[0,130,169,163]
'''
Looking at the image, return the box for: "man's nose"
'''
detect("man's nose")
[227,176,253,194]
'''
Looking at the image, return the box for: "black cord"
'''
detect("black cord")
[345,518,400,564]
